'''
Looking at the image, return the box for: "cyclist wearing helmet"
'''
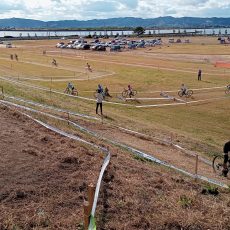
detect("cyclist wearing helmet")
[180,84,187,96]
[128,84,133,97]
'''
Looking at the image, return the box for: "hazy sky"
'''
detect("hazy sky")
[0,0,230,20]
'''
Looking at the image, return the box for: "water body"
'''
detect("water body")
[0,28,230,38]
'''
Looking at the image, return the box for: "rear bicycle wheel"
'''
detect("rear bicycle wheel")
[212,155,224,174]
[225,89,230,95]
[178,90,183,97]
[186,90,193,98]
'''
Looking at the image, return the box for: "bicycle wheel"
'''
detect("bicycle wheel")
[212,155,224,174]
[65,88,70,94]
[72,90,78,96]
[178,90,183,97]
[186,90,193,98]
[225,89,230,95]
[122,90,128,98]
[132,90,137,96]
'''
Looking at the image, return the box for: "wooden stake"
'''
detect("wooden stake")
[67,112,70,125]
[88,184,95,212]
[83,201,90,230]
[195,154,199,181]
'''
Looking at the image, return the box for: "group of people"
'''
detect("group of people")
[10,54,18,61]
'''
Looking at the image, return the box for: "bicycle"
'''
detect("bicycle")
[225,85,230,95]
[212,154,230,175]
[122,88,137,98]
[178,89,193,98]
[52,61,58,67]
[64,87,78,96]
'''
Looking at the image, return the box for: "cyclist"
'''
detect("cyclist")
[86,63,92,72]
[222,141,230,177]
[127,84,133,97]
[180,84,188,96]
[65,82,76,95]
[52,58,57,66]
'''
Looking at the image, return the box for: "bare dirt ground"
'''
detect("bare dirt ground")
[0,105,102,229]
[1,105,230,229]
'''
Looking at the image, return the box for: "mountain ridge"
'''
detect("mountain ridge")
[1,17,230,29]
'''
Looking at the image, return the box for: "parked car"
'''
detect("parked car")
[6,43,12,48]
[56,42,65,48]
[110,45,121,52]
[91,45,106,51]
[80,44,91,50]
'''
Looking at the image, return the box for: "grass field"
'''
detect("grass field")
[0,36,229,155]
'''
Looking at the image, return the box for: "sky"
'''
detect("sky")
[0,0,230,21]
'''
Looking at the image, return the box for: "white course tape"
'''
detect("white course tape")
[0,94,217,167]
[0,77,135,107]
[4,94,99,121]
[1,76,229,109]
[1,99,227,189]
[125,97,170,100]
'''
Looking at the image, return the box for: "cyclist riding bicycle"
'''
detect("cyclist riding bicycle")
[128,84,133,97]
[180,84,188,96]
[52,58,57,66]
[65,82,76,95]
[222,141,230,177]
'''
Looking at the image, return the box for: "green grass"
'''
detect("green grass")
[0,38,229,155]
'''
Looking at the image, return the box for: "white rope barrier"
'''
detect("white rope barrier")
[0,99,227,189]
[1,76,229,109]
[1,93,212,167]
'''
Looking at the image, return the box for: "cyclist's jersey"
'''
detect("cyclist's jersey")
[181,86,187,93]
[68,83,74,90]
[224,141,230,154]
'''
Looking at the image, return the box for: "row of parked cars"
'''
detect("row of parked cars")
[56,38,162,52]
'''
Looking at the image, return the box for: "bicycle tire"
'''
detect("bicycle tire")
[178,90,183,97]
[186,90,193,98]
[225,89,230,95]
[72,90,78,96]
[212,155,224,174]
[122,90,128,98]
[132,90,137,96]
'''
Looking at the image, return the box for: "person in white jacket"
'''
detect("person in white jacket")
[96,89,103,115]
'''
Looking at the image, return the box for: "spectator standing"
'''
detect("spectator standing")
[96,89,103,115]
[198,69,202,81]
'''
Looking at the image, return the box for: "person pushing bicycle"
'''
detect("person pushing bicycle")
[222,141,230,177]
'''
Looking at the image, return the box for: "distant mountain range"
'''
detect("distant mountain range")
[1,17,230,29]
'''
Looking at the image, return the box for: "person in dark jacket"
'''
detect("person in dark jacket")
[198,69,202,81]
[222,141,230,177]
